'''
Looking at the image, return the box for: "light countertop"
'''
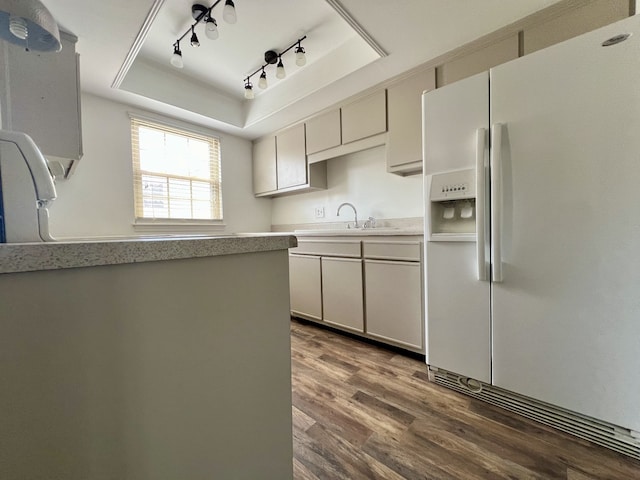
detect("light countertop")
[0,234,297,274]
[291,228,423,237]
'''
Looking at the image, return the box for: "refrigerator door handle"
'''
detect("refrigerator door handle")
[491,123,504,283]
[476,128,487,281]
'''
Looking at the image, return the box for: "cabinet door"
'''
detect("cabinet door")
[322,257,364,332]
[387,69,435,173]
[252,136,277,195]
[3,33,82,166]
[365,260,423,352]
[289,254,322,321]
[522,0,630,55]
[276,124,307,189]
[341,90,387,144]
[305,109,341,155]
[436,34,518,87]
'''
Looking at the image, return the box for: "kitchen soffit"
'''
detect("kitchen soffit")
[114,0,383,129]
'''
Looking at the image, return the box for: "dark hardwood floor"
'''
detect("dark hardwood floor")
[290,319,640,480]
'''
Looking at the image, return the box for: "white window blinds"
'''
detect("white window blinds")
[131,117,223,221]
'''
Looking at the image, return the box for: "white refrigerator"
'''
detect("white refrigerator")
[423,13,640,440]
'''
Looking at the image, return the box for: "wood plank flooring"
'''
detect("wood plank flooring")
[290,319,640,480]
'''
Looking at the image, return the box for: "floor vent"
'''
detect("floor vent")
[429,367,640,461]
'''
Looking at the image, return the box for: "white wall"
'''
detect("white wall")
[271,145,423,226]
[49,93,272,238]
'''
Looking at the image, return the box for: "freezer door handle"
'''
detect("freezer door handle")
[491,123,504,283]
[476,128,488,281]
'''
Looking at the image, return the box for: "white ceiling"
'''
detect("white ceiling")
[138,0,380,100]
[45,0,563,139]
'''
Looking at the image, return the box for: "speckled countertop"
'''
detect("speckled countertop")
[0,234,297,275]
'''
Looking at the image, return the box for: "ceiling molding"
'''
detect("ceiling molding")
[111,0,166,89]
[324,0,387,57]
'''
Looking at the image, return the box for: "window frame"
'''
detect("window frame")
[129,113,224,232]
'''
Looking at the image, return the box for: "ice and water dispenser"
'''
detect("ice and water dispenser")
[426,168,476,240]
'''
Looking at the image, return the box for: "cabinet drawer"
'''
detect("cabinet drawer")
[291,240,361,258]
[362,241,421,261]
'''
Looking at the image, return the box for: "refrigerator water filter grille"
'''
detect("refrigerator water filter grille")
[430,367,640,460]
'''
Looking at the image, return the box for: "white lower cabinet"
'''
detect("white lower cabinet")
[365,259,423,351]
[289,235,423,353]
[321,257,364,333]
[289,254,322,320]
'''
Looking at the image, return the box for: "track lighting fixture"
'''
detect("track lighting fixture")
[171,41,184,68]
[295,42,306,66]
[223,0,237,24]
[190,26,200,47]
[244,80,254,99]
[258,68,268,89]
[242,36,307,99]
[170,1,237,67]
[205,17,218,40]
[276,56,286,79]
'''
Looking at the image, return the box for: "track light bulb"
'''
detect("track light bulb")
[205,17,219,40]
[190,27,200,47]
[244,82,254,99]
[258,70,268,89]
[295,45,306,66]
[171,44,183,68]
[223,0,237,24]
[276,58,286,79]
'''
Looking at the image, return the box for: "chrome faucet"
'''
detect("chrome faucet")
[336,202,359,228]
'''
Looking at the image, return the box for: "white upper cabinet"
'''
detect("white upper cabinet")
[252,126,327,198]
[522,0,630,55]
[436,34,519,88]
[252,136,277,195]
[276,123,307,189]
[386,68,436,175]
[341,90,387,145]
[0,32,82,177]
[305,109,341,155]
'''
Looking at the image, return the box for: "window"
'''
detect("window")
[131,116,222,221]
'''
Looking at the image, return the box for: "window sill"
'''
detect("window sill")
[133,219,226,235]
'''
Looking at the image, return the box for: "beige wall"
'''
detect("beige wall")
[271,145,423,227]
[49,93,272,238]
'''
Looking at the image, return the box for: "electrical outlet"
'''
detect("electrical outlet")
[314,206,325,218]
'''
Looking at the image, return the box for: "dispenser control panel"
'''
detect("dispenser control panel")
[426,167,477,241]
[428,168,475,201]
[440,183,469,195]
